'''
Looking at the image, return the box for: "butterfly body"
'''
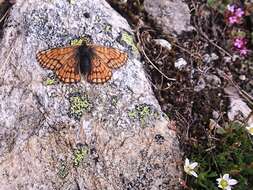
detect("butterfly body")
[77,45,93,75]
[36,44,128,84]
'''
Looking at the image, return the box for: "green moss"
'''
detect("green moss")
[73,147,88,167]
[120,32,138,53]
[69,93,91,120]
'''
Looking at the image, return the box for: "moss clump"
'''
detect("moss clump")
[69,93,91,120]
[73,146,88,167]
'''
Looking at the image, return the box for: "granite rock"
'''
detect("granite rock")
[0,0,182,189]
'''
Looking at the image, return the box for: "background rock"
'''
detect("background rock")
[0,0,181,189]
[144,0,194,35]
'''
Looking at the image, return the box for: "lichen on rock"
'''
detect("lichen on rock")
[0,0,182,189]
[68,92,91,120]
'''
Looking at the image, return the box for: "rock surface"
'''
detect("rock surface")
[0,0,181,189]
[144,0,193,35]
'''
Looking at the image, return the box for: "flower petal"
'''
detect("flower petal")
[185,158,189,166]
[190,162,198,168]
[223,174,229,180]
[216,178,222,183]
[228,179,238,185]
[190,171,198,178]
[218,184,223,188]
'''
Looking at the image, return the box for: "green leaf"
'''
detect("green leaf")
[217,127,226,134]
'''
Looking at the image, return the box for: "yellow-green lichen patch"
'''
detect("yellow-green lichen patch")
[68,92,91,120]
[120,31,138,53]
[73,146,88,167]
[128,104,158,126]
[70,36,92,46]
[43,74,57,86]
[137,104,151,119]
[57,161,69,179]
[128,110,138,119]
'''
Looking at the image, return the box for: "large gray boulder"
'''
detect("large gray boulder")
[144,0,193,35]
[0,0,182,189]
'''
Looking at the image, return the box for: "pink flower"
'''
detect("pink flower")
[226,4,244,25]
[239,48,248,56]
[233,37,248,56]
[235,8,244,17]
[234,38,246,49]
[228,16,239,24]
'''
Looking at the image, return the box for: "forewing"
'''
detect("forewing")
[87,56,112,84]
[90,45,128,69]
[36,46,81,83]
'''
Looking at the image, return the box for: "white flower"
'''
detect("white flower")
[216,174,238,190]
[184,158,198,178]
[246,125,253,135]
[227,4,236,13]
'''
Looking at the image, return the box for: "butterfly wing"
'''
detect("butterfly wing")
[87,55,112,84]
[90,45,128,69]
[36,46,81,83]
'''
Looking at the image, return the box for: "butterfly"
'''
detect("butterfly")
[36,44,128,84]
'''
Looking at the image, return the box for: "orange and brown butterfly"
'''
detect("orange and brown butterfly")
[36,43,128,84]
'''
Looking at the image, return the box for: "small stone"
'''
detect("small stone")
[211,53,219,61]
[203,54,211,64]
[212,110,219,119]
[205,74,221,87]
[154,39,172,50]
[194,77,206,92]
[239,75,246,80]
[232,55,240,62]
[174,58,187,69]
[224,56,232,63]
